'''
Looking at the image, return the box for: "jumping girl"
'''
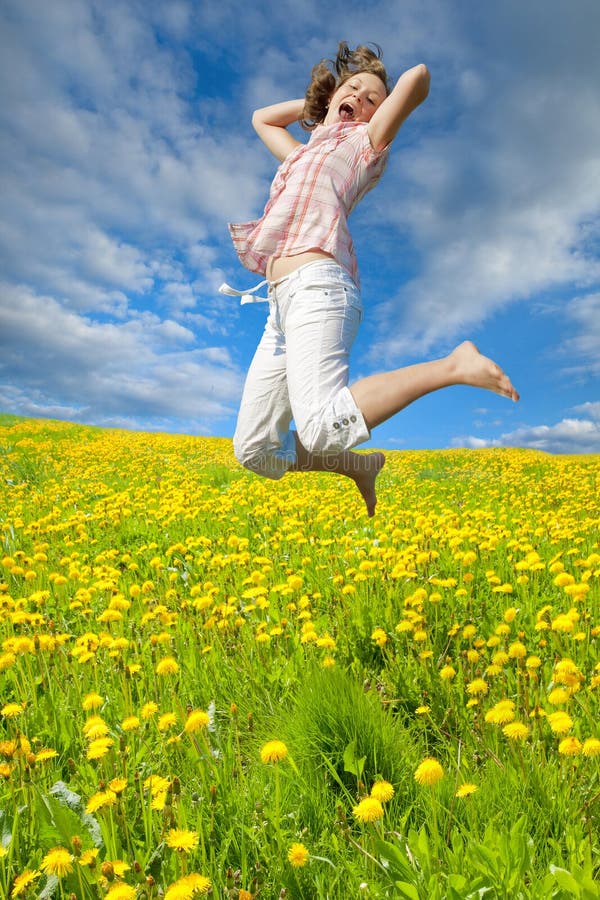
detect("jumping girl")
[221,43,519,516]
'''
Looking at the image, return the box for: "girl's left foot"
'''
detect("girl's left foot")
[353,452,386,516]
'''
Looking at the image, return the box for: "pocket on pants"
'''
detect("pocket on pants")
[286,281,363,328]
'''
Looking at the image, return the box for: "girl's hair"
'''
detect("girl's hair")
[301,41,390,131]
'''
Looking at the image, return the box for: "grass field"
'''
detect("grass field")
[0,414,599,899]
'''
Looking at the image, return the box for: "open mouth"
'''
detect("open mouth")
[339,102,355,121]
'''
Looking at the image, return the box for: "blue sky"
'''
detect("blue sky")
[1,0,599,453]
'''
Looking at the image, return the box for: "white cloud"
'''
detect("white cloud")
[573,401,600,421]
[562,293,600,378]
[367,0,600,360]
[0,0,598,442]
[0,284,243,427]
[453,416,600,455]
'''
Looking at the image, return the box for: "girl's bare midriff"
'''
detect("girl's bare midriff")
[267,250,335,282]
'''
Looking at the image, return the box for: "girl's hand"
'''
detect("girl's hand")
[252,99,305,161]
[368,64,430,152]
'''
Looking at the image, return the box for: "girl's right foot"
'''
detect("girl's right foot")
[449,341,519,402]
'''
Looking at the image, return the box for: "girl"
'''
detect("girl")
[221,43,519,516]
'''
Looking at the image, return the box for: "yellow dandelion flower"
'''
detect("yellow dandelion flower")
[82,692,104,711]
[260,740,288,763]
[485,700,516,725]
[548,688,570,706]
[558,736,582,756]
[440,665,456,681]
[582,738,600,757]
[508,641,527,659]
[352,796,384,822]
[11,869,41,898]
[502,722,530,741]
[35,748,59,763]
[86,737,114,760]
[548,711,574,735]
[141,701,159,720]
[83,716,109,740]
[40,846,74,878]
[151,791,167,810]
[164,874,211,899]
[485,664,503,678]
[184,710,210,733]
[466,678,488,696]
[492,651,509,666]
[239,891,253,900]
[414,757,444,786]
[456,783,478,798]
[551,614,574,633]
[106,859,131,878]
[144,774,171,795]
[121,715,140,732]
[109,777,128,794]
[158,712,178,731]
[156,656,179,675]
[1,702,24,718]
[79,849,99,867]
[165,828,199,853]
[370,780,395,802]
[85,789,117,813]
[288,842,309,867]
[322,655,336,668]
[316,635,336,649]
[415,705,430,716]
[371,628,388,647]
[105,884,137,900]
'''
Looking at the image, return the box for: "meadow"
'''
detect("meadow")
[0,414,599,900]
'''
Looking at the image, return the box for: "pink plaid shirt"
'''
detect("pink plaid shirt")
[228,121,389,287]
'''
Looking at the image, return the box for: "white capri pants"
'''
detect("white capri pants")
[233,260,371,479]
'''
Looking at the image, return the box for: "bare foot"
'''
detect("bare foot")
[353,451,386,517]
[449,341,520,402]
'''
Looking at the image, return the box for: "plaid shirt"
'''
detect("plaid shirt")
[228,121,389,286]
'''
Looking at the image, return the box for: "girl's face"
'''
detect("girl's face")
[323,72,387,126]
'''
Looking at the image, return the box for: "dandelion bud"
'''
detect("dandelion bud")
[247,712,254,731]
[230,703,238,716]
[71,836,82,856]
[67,757,76,773]
[192,792,200,802]
[172,776,181,796]
[146,875,156,887]
[101,861,115,881]
[210,784,217,804]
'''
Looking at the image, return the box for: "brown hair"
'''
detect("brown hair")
[301,42,390,131]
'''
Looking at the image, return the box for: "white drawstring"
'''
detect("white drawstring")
[218,279,269,304]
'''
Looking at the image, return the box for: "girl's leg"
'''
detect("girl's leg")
[291,436,385,517]
[289,340,518,517]
[349,340,519,430]
[233,312,296,479]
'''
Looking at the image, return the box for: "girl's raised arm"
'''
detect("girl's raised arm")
[252,99,305,162]
[368,64,430,152]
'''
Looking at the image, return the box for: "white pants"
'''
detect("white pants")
[233,260,370,479]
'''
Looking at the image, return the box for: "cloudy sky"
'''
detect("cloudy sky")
[1,0,599,453]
